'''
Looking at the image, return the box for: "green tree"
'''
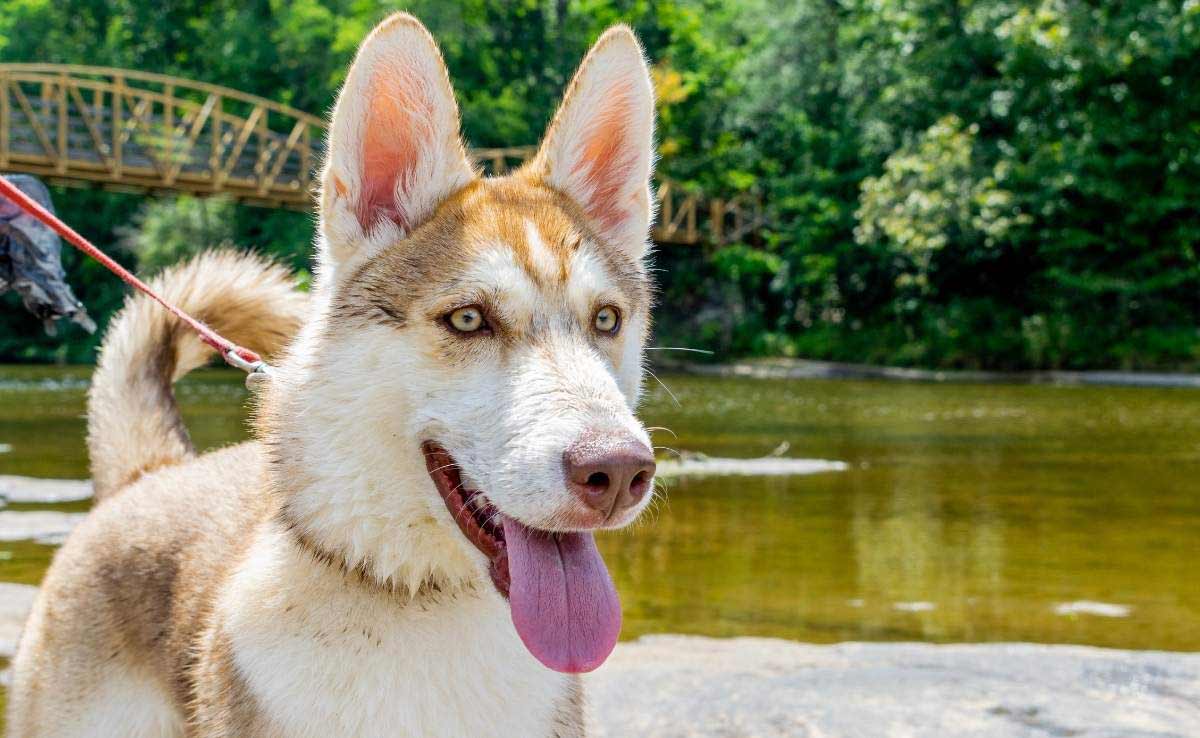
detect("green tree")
[118,196,238,274]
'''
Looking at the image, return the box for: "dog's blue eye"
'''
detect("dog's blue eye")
[447,306,486,333]
[594,306,620,335]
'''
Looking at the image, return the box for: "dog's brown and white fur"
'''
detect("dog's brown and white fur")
[7,14,657,737]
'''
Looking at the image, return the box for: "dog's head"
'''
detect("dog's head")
[275,14,658,673]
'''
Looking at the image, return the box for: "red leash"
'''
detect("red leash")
[0,175,268,375]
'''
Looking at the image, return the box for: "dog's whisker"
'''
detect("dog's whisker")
[474,501,504,528]
[648,480,667,505]
[653,445,682,458]
[645,347,714,355]
[450,494,480,529]
[481,509,504,530]
[645,368,681,408]
[631,493,666,530]
[645,426,678,440]
[651,478,671,512]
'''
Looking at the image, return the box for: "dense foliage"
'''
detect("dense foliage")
[2,0,1197,369]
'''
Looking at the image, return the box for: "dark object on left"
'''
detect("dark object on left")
[0,174,95,335]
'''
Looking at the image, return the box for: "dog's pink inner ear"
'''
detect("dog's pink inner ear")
[357,66,432,233]
[571,81,639,231]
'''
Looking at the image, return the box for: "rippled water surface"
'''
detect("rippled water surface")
[1,364,1198,651]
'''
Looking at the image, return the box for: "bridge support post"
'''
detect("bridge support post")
[56,72,68,174]
[113,75,124,180]
[711,199,726,245]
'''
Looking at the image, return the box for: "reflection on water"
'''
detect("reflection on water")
[1,365,1198,650]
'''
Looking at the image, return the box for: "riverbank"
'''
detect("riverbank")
[657,356,1200,388]
[0,584,1195,737]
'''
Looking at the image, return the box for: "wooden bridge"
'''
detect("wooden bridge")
[0,64,763,245]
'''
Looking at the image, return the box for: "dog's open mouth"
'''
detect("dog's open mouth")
[421,442,510,593]
[422,441,621,674]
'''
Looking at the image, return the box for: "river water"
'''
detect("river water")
[1,364,1197,651]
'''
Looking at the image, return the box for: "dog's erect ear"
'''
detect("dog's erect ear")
[532,26,656,257]
[319,13,474,267]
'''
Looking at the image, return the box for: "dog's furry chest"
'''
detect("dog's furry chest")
[209,526,578,738]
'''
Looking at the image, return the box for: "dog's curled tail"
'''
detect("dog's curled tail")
[87,250,307,500]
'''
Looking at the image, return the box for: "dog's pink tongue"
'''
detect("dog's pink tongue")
[501,517,621,673]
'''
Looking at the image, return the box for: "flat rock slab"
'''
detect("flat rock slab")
[0,510,85,544]
[0,475,92,505]
[586,635,1200,737]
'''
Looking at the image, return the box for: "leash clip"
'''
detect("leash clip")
[224,348,273,390]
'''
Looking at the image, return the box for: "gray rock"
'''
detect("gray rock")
[0,475,93,505]
[0,510,86,544]
[586,635,1200,737]
[657,456,847,478]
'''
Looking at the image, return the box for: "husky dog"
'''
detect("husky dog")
[7,13,659,737]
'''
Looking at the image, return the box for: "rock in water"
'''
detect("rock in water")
[656,450,848,478]
[0,174,95,335]
[0,476,93,505]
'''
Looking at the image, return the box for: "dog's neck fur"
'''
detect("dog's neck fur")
[258,281,483,599]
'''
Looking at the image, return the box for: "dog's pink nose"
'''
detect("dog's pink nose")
[564,432,656,519]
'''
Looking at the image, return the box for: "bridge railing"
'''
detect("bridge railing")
[655,179,766,246]
[1,64,767,245]
[462,147,766,245]
[0,64,324,208]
